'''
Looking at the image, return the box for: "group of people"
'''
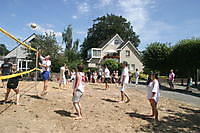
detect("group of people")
[0,52,161,121]
[0,52,52,105]
[84,67,140,88]
[57,61,160,120]
[57,64,76,90]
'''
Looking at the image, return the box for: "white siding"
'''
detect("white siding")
[5,45,27,59]
[120,43,143,72]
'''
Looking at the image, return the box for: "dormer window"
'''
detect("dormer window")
[114,39,119,45]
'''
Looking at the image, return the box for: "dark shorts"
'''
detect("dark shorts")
[7,82,18,89]
[105,77,110,83]
[98,75,102,79]
[42,71,50,80]
[167,79,173,86]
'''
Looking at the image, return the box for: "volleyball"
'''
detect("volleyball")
[31,23,37,29]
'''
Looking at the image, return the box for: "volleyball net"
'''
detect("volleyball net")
[0,27,40,80]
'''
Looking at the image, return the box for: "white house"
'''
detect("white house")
[87,34,143,72]
[4,33,36,71]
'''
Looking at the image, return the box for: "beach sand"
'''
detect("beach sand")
[0,81,199,133]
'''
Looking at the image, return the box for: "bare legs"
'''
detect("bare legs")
[105,82,109,90]
[73,102,82,119]
[119,91,130,103]
[59,83,66,89]
[5,88,20,105]
[168,80,174,89]
[41,80,48,96]
[135,77,139,85]
[149,99,158,121]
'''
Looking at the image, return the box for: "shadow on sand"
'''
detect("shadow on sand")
[54,110,72,117]
[101,98,118,103]
[126,106,200,133]
[0,100,13,105]
[25,94,47,100]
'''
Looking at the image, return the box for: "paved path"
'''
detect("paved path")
[130,82,200,108]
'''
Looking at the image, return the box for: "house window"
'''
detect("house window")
[22,61,26,70]
[126,50,130,57]
[93,50,101,57]
[130,64,135,71]
[87,50,91,58]
[114,39,119,45]
[19,61,22,69]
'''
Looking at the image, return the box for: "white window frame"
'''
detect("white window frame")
[126,50,130,57]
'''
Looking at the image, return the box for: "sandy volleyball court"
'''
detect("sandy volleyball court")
[0,81,199,133]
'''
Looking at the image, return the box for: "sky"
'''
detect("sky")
[0,0,200,51]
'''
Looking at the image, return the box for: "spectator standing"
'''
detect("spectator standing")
[186,77,193,91]
[93,71,98,83]
[104,66,110,89]
[86,69,92,83]
[135,69,140,85]
[59,64,67,89]
[119,61,131,103]
[65,66,70,84]
[147,72,160,121]
[112,71,116,83]
[98,67,103,83]
[167,69,175,89]
[114,71,119,83]
[70,69,76,82]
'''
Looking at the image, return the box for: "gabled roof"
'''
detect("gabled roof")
[97,34,124,49]
[118,41,142,61]
[5,33,36,58]
[116,42,126,50]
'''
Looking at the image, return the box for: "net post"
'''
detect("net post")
[35,47,39,93]
[197,69,199,88]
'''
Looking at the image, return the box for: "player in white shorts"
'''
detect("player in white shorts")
[59,64,67,89]
[119,61,130,103]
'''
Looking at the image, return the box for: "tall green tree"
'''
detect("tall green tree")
[62,25,81,68]
[27,33,62,72]
[62,25,73,51]
[81,14,140,61]
[142,42,172,74]
[169,38,200,77]
[73,39,79,51]
[0,44,9,56]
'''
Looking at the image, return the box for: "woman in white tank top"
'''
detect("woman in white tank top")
[147,72,160,121]
[73,72,85,93]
